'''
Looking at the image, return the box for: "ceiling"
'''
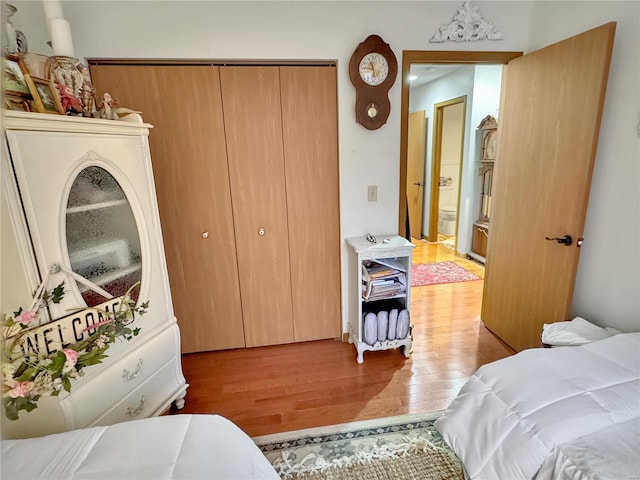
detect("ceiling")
[408,64,464,88]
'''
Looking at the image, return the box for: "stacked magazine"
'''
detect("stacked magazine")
[361,258,407,301]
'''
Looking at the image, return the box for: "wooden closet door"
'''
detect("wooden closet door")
[89,65,245,353]
[280,67,341,341]
[220,67,295,347]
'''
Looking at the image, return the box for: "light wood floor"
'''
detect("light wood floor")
[172,240,514,437]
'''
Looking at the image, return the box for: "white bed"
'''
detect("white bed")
[435,332,640,480]
[1,414,279,479]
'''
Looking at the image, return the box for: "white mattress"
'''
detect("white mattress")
[435,332,640,480]
[1,414,279,479]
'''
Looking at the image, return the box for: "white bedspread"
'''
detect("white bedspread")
[1,414,279,479]
[435,332,640,480]
[535,417,640,480]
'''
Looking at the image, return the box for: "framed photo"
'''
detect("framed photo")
[4,92,31,112]
[22,53,49,78]
[25,75,64,114]
[3,54,30,95]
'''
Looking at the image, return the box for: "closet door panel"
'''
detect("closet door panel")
[90,65,245,352]
[220,67,294,347]
[280,67,341,341]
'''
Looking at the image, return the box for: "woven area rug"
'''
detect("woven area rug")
[253,412,463,480]
[411,261,480,287]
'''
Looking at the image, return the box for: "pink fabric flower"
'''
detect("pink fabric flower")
[63,349,79,366]
[17,310,36,325]
[9,380,33,398]
[81,319,113,333]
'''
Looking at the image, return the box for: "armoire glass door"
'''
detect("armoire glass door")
[65,166,142,306]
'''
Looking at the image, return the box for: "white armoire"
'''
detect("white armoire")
[2,111,187,439]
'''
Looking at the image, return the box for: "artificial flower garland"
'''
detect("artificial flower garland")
[1,282,147,420]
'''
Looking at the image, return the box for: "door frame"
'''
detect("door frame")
[428,95,467,243]
[398,51,522,237]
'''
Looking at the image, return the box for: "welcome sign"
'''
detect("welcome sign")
[17,297,126,356]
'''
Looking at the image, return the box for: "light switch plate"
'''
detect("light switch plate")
[367,185,377,202]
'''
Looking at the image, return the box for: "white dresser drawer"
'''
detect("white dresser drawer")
[91,360,183,426]
[62,325,180,427]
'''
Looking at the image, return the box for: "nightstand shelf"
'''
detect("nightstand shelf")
[345,235,415,363]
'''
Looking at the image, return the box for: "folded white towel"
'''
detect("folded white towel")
[541,316,620,346]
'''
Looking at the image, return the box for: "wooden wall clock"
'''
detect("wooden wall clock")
[349,35,398,130]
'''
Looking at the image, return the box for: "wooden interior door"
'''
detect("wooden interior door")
[89,64,245,353]
[280,67,341,342]
[481,23,616,351]
[220,66,295,348]
[407,111,426,239]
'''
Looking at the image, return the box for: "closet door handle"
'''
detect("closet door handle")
[202,231,209,238]
[258,228,265,236]
[545,234,572,246]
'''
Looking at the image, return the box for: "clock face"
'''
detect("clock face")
[358,53,389,86]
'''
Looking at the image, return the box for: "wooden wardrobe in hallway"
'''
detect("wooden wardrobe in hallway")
[89,63,341,353]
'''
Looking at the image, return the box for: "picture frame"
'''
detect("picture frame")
[3,54,31,96]
[45,56,96,116]
[24,74,65,114]
[21,53,50,78]
[4,92,31,112]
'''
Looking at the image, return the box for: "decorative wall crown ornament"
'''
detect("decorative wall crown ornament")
[430,1,503,43]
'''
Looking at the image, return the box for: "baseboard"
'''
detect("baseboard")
[342,332,350,342]
[467,251,486,264]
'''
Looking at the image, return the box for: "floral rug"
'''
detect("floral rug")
[253,412,463,480]
[411,261,481,287]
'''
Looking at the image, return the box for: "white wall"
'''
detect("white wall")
[9,1,638,333]
[527,2,640,332]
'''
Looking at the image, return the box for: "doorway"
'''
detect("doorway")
[399,52,520,349]
[429,96,466,247]
[400,25,613,352]
[398,52,521,239]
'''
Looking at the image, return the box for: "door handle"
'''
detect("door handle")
[413,181,424,187]
[545,234,573,246]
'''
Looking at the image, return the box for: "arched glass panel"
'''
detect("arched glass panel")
[66,166,142,307]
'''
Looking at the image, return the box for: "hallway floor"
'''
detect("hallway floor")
[411,237,485,279]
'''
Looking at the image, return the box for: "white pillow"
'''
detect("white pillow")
[363,312,377,345]
[377,311,388,342]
